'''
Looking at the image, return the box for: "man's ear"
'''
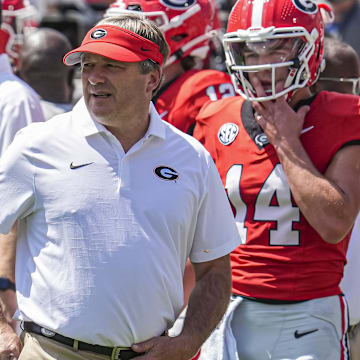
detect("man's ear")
[146,68,162,94]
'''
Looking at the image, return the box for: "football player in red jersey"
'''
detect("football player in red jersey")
[194,0,360,359]
[104,0,236,135]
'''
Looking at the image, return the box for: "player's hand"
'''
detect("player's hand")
[132,334,198,360]
[250,77,310,147]
[0,322,21,360]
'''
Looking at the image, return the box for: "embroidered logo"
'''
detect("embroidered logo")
[70,162,94,170]
[154,166,179,181]
[255,133,269,147]
[90,29,107,40]
[218,123,239,146]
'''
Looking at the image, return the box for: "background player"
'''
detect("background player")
[194,0,360,359]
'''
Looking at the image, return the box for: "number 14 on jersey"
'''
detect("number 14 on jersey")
[225,163,301,246]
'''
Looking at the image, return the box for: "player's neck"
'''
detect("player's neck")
[289,87,313,109]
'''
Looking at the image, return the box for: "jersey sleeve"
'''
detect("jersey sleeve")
[0,128,37,234]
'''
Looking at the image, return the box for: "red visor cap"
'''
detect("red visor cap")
[63,25,163,66]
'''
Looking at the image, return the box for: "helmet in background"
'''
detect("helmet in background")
[105,0,220,66]
[0,0,37,64]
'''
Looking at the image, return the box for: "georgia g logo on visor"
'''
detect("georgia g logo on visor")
[160,0,196,10]
[90,29,107,40]
[292,0,318,14]
[154,166,179,181]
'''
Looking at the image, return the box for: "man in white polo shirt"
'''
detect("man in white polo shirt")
[0,13,240,360]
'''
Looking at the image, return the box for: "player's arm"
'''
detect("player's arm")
[252,84,360,244]
[277,138,360,245]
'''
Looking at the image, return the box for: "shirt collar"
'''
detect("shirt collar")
[72,97,106,136]
[0,54,14,74]
[145,101,166,140]
[73,98,166,140]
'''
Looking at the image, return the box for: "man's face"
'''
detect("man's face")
[81,53,154,126]
[242,38,301,96]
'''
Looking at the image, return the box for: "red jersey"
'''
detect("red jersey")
[194,91,360,301]
[153,69,236,134]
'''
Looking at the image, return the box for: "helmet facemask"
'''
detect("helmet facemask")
[223,26,319,102]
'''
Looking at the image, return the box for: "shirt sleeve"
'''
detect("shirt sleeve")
[0,129,36,234]
[189,153,240,263]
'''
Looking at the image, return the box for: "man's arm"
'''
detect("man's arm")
[132,254,232,360]
[0,293,22,358]
[0,223,22,358]
[0,223,18,332]
[180,255,232,350]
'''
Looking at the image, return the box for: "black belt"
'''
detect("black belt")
[23,321,143,360]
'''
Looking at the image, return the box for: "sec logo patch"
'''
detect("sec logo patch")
[218,123,239,146]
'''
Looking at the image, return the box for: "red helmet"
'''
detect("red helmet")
[105,0,219,66]
[223,0,331,102]
[0,0,37,62]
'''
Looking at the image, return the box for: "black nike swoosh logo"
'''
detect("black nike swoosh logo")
[141,46,151,51]
[70,162,94,169]
[294,329,319,339]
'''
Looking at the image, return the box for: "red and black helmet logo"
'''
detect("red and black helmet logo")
[160,0,196,10]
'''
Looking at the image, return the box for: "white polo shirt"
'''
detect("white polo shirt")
[0,53,45,155]
[0,98,240,347]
